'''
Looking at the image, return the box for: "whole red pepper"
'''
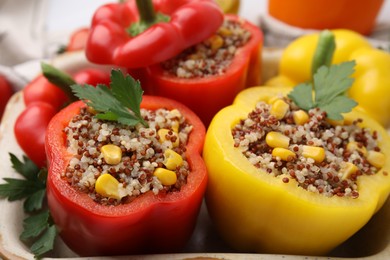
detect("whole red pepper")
[0,75,14,120]
[16,67,111,167]
[45,98,207,256]
[24,67,110,110]
[23,75,69,111]
[144,14,263,125]
[65,27,90,52]
[86,0,224,68]
[14,102,57,168]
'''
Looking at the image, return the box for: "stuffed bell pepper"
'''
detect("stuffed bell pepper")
[204,31,390,255]
[45,70,207,256]
[85,0,263,125]
[144,14,263,125]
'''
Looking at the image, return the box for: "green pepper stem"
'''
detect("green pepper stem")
[311,30,336,78]
[136,0,156,24]
[41,63,78,102]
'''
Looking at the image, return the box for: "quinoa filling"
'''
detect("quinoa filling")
[161,18,251,78]
[63,107,193,205]
[232,97,386,198]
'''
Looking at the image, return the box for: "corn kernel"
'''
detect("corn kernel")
[101,144,122,165]
[267,96,279,105]
[170,109,181,132]
[293,110,309,125]
[163,149,183,170]
[302,145,325,163]
[86,106,97,115]
[272,148,296,161]
[154,168,177,186]
[366,150,386,168]
[171,121,180,133]
[95,173,121,200]
[188,53,201,60]
[346,142,367,156]
[265,131,290,149]
[218,27,232,36]
[270,99,289,120]
[209,35,224,52]
[326,118,344,126]
[158,129,179,147]
[341,162,358,180]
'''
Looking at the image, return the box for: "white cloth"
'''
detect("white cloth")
[0,0,49,66]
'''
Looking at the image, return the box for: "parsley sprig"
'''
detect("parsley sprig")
[0,154,57,258]
[71,69,148,127]
[288,30,358,120]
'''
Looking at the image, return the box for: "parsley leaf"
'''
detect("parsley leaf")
[30,225,57,258]
[20,210,51,240]
[288,29,358,121]
[287,83,314,111]
[319,95,358,120]
[0,154,46,212]
[288,61,357,120]
[313,61,356,106]
[20,210,57,258]
[10,153,39,180]
[71,69,148,127]
[0,154,57,258]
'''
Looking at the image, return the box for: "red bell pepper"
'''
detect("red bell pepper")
[45,98,207,256]
[0,74,13,120]
[144,14,263,125]
[24,68,110,110]
[72,68,111,88]
[85,0,224,68]
[65,27,90,52]
[16,67,111,167]
[23,75,69,111]
[14,102,57,168]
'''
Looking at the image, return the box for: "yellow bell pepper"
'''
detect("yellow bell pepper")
[215,0,240,14]
[204,86,390,255]
[267,29,390,128]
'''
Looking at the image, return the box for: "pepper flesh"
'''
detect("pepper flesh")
[204,86,390,255]
[267,29,390,128]
[144,14,263,125]
[86,0,224,68]
[45,97,207,256]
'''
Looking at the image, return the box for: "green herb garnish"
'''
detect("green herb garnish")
[71,69,148,127]
[288,61,358,120]
[20,210,57,258]
[0,154,46,212]
[288,30,358,120]
[0,154,57,258]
